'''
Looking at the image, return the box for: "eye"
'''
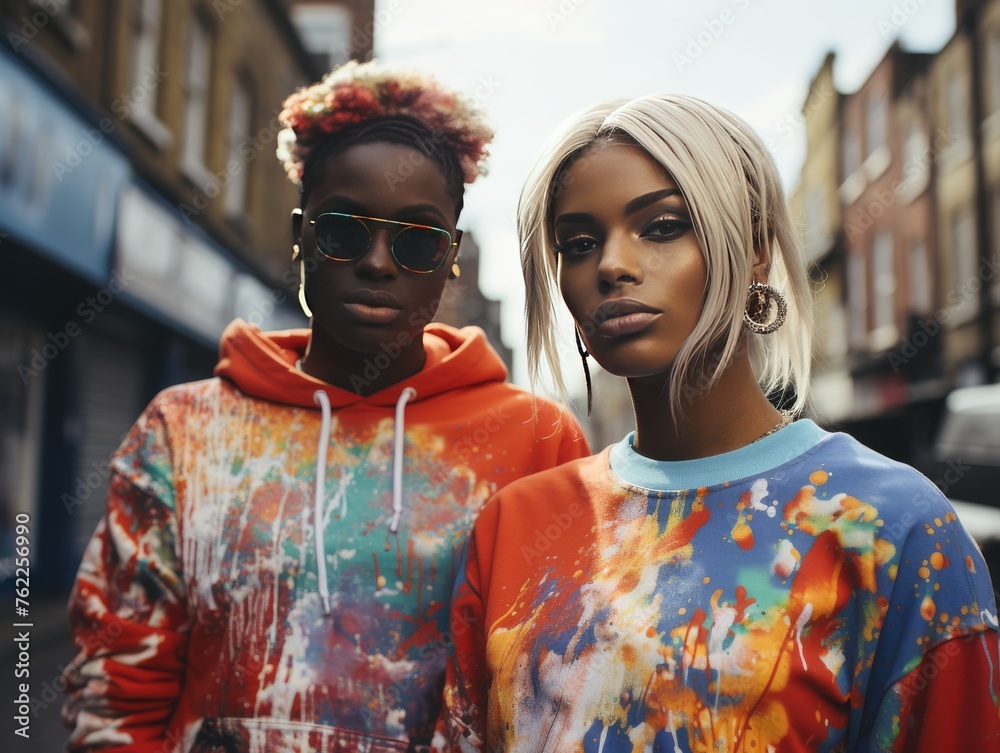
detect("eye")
[641,217,691,242]
[554,234,599,257]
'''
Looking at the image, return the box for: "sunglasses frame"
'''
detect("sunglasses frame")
[308,212,461,274]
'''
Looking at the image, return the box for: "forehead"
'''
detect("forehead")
[305,141,454,217]
[551,142,678,215]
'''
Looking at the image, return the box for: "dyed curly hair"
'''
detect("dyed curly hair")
[277,61,494,211]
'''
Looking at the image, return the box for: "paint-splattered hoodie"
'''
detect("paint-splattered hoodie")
[437,419,1000,752]
[62,319,589,753]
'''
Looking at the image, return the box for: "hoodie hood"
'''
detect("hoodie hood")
[214,318,508,409]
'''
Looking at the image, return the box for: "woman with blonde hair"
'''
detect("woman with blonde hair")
[436,94,1000,751]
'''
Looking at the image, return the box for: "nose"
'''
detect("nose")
[355,227,399,280]
[597,229,643,292]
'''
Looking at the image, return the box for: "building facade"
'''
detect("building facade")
[0,0,378,593]
[793,0,1000,466]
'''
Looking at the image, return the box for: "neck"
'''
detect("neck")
[628,348,784,461]
[299,325,427,396]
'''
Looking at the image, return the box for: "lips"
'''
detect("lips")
[342,289,403,325]
[592,298,662,337]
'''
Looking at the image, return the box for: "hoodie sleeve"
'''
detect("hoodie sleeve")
[63,399,190,753]
[433,500,503,753]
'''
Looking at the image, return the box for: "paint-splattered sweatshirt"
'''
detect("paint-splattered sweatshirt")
[437,419,1000,752]
[62,319,589,753]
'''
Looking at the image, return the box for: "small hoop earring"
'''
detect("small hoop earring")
[575,327,593,417]
[451,262,461,279]
[298,259,313,319]
[743,281,786,335]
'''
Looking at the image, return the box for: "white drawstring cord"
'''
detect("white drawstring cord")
[312,389,333,615]
[390,387,417,533]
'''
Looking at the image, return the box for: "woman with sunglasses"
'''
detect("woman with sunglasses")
[62,61,588,753]
[435,95,1000,752]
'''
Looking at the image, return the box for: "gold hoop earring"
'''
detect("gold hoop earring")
[575,327,592,417]
[450,262,461,279]
[298,259,313,319]
[743,281,786,335]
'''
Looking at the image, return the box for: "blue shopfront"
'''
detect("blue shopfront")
[0,45,302,594]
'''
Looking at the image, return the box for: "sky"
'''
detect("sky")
[376,0,957,391]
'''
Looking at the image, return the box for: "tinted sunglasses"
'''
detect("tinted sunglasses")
[309,212,460,274]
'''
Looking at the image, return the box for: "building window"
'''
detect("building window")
[224,77,252,217]
[993,190,1000,306]
[842,127,861,179]
[946,70,970,142]
[125,0,169,148]
[902,118,929,186]
[865,92,887,157]
[908,240,932,314]
[182,14,213,179]
[848,250,868,349]
[871,230,896,343]
[989,29,1000,115]
[950,206,978,321]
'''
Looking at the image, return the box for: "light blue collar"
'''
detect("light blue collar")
[609,418,829,491]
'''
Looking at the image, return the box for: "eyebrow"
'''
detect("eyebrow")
[624,188,683,216]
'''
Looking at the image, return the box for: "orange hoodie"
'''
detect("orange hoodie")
[63,319,589,753]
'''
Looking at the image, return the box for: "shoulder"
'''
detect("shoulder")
[145,377,249,422]
[464,382,586,440]
[805,431,956,526]
[478,451,606,524]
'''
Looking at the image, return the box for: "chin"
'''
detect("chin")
[590,343,682,381]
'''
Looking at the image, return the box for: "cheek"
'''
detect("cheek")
[557,262,591,319]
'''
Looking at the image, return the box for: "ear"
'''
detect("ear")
[291,208,303,261]
[751,223,774,285]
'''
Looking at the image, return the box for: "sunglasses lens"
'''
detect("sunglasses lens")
[314,215,369,261]
[395,227,451,272]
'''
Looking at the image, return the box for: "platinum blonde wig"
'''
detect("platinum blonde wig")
[518,94,813,417]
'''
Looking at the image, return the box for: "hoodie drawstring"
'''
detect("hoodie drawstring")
[390,387,417,534]
[312,390,333,615]
[311,387,417,615]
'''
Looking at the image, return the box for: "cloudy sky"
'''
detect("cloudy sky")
[376,0,955,390]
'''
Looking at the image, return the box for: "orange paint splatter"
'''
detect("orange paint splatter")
[966,555,977,573]
[809,470,829,485]
[732,522,755,551]
[918,566,930,579]
[920,596,936,621]
[373,553,386,590]
[929,552,948,570]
